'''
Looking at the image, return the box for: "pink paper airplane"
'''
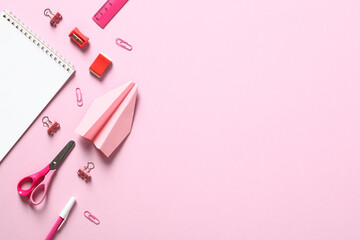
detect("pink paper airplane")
[75,81,138,157]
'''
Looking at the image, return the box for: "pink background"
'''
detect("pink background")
[1,0,360,239]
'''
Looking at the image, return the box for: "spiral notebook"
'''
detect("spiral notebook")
[0,10,75,162]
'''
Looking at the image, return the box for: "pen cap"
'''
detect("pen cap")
[60,197,76,220]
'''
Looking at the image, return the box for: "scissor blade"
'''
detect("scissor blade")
[49,141,76,170]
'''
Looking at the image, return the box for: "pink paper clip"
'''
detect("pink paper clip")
[84,211,100,225]
[76,88,83,107]
[116,38,133,51]
[77,162,95,182]
[42,116,60,135]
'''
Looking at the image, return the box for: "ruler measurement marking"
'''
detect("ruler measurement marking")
[92,0,128,28]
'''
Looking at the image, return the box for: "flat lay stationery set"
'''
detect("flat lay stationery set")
[0,0,135,239]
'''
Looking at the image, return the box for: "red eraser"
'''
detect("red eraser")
[89,53,112,78]
[69,27,89,48]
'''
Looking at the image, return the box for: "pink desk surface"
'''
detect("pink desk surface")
[1,0,360,239]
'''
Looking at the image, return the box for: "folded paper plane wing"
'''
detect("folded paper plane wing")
[75,81,138,157]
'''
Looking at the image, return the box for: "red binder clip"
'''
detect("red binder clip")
[78,162,95,182]
[42,116,60,135]
[44,8,62,26]
[69,27,89,48]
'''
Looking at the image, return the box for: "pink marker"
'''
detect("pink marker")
[45,197,76,240]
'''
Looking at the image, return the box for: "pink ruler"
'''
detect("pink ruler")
[92,0,128,28]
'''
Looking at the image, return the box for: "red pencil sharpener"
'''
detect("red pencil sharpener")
[69,27,89,48]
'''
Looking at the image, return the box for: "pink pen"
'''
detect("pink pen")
[45,197,76,240]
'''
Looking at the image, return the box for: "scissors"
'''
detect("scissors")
[17,140,75,205]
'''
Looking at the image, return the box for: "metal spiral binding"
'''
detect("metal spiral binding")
[2,11,75,72]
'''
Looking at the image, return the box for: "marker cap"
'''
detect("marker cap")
[58,197,76,230]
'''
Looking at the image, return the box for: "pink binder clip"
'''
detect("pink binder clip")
[84,211,100,225]
[115,38,133,51]
[76,88,83,107]
[77,162,95,182]
[43,8,62,26]
[42,116,60,135]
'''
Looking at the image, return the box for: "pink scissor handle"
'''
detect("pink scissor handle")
[29,170,56,205]
[17,165,50,197]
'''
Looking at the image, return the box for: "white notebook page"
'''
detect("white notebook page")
[0,10,75,161]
